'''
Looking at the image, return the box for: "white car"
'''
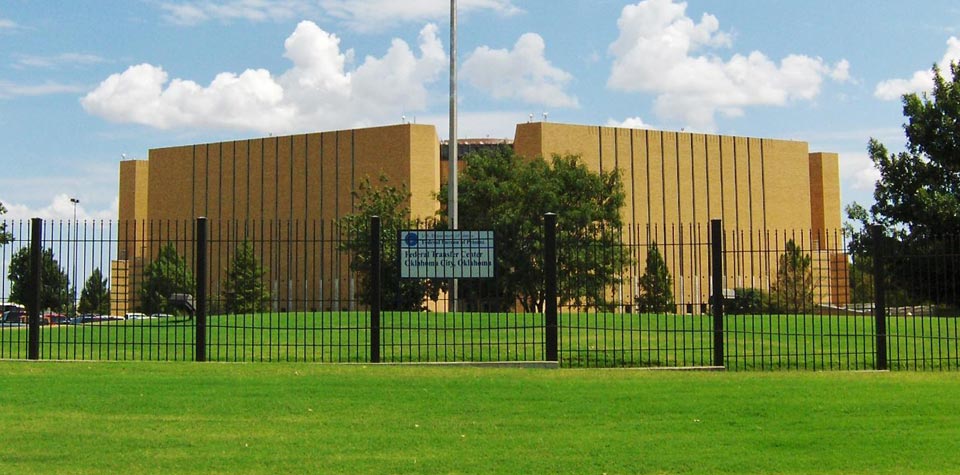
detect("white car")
[124,312,149,320]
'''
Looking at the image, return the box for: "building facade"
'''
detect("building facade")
[113,122,846,315]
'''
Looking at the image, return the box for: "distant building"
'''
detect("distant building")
[113,122,847,315]
[440,137,512,160]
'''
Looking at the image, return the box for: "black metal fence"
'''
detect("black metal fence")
[1,216,958,370]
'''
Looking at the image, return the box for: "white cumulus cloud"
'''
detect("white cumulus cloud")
[607,0,849,131]
[874,36,960,100]
[838,151,881,194]
[1,194,117,221]
[607,116,653,129]
[81,21,446,134]
[462,33,578,108]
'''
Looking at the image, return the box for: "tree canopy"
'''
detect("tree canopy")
[770,239,814,313]
[222,240,270,314]
[852,62,960,237]
[636,243,674,313]
[140,243,196,315]
[848,62,960,305]
[447,146,629,312]
[78,268,111,315]
[0,201,12,245]
[8,247,71,315]
[340,175,438,311]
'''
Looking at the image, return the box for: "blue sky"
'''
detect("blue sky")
[2,0,959,222]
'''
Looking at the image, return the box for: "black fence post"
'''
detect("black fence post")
[28,217,42,360]
[544,213,558,362]
[871,225,888,370]
[370,216,381,363]
[195,217,208,362]
[710,219,724,368]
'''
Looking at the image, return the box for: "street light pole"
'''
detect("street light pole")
[70,198,79,315]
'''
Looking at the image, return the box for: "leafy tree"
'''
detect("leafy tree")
[340,175,438,311]
[770,239,814,313]
[848,62,960,304]
[140,243,195,315]
[0,201,12,245]
[78,268,110,315]
[865,63,960,238]
[447,146,629,312]
[8,247,71,314]
[635,243,674,313]
[222,240,270,314]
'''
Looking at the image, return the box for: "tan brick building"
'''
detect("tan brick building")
[113,122,846,315]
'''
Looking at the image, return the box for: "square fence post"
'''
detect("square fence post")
[28,217,42,360]
[544,213,558,362]
[370,216,381,363]
[710,219,724,368]
[871,225,888,370]
[195,217,208,362]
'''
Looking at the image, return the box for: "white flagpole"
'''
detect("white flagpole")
[449,0,459,312]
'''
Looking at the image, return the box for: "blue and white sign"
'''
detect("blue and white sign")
[399,230,495,279]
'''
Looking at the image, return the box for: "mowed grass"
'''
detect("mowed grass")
[2,311,959,370]
[1,363,959,474]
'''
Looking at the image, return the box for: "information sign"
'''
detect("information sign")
[399,230,494,279]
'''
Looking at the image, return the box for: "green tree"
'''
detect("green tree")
[8,247,71,314]
[770,239,814,313]
[0,201,12,245]
[78,268,110,315]
[866,63,960,237]
[340,175,438,311]
[140,243,195,315]
[448,146,629,312]
[848,62,960,304]
[635,243,675,313]
[222,240,270,314]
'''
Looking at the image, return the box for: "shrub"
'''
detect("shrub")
[727,288,764,314]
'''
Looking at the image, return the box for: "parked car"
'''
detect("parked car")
[0,309,25,328]
[1,309,26,324]
[1,303,25,314]
[124,312,149,320]
[151,313,173,319]
[69,314,101,325]
[44,314,70,325]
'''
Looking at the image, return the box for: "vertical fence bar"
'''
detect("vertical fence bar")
[196,217,208,362]
[370,216,381,363]
[544,213,558,362]
[871,225,888,370]
[28,217,42,360]
[710,219,724,368]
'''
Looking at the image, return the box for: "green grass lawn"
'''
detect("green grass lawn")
[1,362,959,474]
[2,311,958,370]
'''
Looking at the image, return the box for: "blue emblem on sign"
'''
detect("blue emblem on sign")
[404,232,419,247]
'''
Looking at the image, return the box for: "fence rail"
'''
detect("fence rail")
[1,217,958,370]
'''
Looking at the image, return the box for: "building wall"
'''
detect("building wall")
[112,160,150,315]
[115,124,439,313]
[116,121,845,313]
[513,122,845,308]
